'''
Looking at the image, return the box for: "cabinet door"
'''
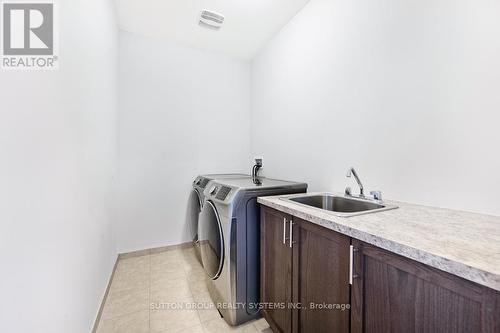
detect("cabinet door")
[293,218,351,333]
[261,207,293,333]
[351,239,500,333]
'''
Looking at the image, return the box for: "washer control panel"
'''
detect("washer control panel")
[215,186,231,200]
[207,183,233,202]
[209,185,219,196]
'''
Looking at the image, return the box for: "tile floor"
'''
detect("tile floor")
[96,246,272,333]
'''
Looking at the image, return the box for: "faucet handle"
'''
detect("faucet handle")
[345,187,352,196]
[370,190,382,201]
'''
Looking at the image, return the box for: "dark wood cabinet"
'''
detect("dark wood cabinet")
[261,207,351,333]
[293,217,351,333]
[261,207,293,333]
[351,239,500,333]
[261,206,500,333]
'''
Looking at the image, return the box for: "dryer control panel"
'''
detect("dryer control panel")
[194,176,210,189]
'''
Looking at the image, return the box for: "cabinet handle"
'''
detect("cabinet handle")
[349,245,359,284]
[289,219,295,248]
[283,218,288,244]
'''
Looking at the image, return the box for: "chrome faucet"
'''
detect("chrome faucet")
[346,167,364,198]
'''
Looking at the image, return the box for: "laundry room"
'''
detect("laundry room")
[1,0,499,333]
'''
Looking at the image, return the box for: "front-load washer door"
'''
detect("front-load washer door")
[188,188,202,242]
[199,200,224,279]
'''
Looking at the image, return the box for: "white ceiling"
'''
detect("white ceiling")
[114,0,310,60]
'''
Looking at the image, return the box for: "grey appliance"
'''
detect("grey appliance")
[188,174,250,260]
[198,177,307,325]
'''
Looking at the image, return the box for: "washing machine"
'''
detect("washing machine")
[188,174,250,260]
[198,177,307,325]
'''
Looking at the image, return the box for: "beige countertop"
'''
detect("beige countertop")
[257,192,500,291]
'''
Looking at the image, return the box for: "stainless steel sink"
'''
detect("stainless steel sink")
[283,193,398,217]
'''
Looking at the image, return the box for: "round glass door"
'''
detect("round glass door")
[187,189,202,242]
[199,200,224,279]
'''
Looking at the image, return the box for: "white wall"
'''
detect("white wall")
[0,0,118,332]
[115,31,251,253]
[251,0,500,216]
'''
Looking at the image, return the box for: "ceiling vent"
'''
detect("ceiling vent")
[199,10,224,31]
